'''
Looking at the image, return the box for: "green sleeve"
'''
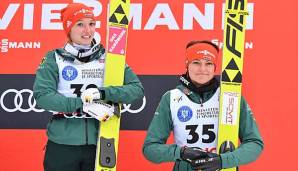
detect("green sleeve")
[33,51,82,112]
[103,64,144,104]
[143,91,182,163]
[220,97,264,168]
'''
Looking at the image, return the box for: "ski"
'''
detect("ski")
[216,0,249,171]
[95,0,130,171]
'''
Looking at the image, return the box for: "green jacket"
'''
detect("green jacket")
[143,84,263,170]
[33,48,144,145]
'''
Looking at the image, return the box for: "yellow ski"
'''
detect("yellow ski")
[217,0,249,170]
[95,0,130,171]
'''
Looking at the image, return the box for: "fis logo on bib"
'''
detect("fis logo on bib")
[62,66,78,81]
[177,106,193,122]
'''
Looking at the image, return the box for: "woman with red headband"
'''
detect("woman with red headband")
[143,40,263,171]
[33,3,143,171]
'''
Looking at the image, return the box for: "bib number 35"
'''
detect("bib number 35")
[186,124,216,144]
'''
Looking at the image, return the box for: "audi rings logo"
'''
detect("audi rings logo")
[122,96,146,114]
[1,89,146,114]
[1,89,44,113]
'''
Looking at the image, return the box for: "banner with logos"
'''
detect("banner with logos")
[1,0,298,170]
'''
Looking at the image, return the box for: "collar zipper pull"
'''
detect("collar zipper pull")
[200,98,203,107]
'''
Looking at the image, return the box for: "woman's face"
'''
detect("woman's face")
[188,59,215,85]
[69,18,96,45]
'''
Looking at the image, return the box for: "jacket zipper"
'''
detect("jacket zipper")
[199,98,203,107]
[198,93,204,107]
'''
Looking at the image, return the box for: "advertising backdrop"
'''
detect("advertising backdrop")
[1,0,298,170]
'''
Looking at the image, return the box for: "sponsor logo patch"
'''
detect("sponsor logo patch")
[177,106,193,122]
[62,66,78,81]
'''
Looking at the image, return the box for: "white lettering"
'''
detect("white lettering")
[1,39,9,52]
[144,3,179,30]
[0,39,41,53]
[183,3,214,30]
[211,39,253,50]
[130,3,142,30]
[1,2,254,31]
[25,42,32,48]
[41,4,66,30]
[18,42,25,48]
[10,41,40,49]
[0,4,20,29]
[34,42,41,48]
[9,42,18,48]
[1,46,8,52]
[245,42,253,49]
[24,4,34,30]
[1,39,9,46]
[109,30,126,52]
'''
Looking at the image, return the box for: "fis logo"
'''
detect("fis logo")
[221,0,248,83]
[225,3,247,58]
[174,96,183,103]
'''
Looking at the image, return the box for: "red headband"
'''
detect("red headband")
[185,43,218,67]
